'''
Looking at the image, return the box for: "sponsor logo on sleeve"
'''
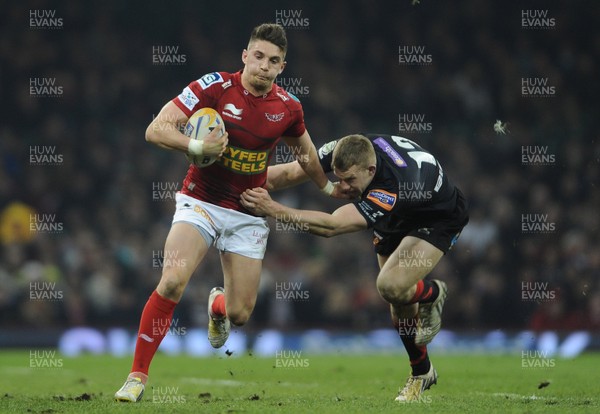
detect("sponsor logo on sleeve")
[366,189,397,211]
[373,137,407,167]
[178,86,199,111]
[317,141,337,159]
[198,72,224,89]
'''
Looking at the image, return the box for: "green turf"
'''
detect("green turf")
[0,351,598,413]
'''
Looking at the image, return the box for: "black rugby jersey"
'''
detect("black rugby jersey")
[318,134,459,232]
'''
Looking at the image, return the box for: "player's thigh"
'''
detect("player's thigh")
[377,254,390,270]
[220,252,262,319]
[157,222,210,297]
[378,236,444,290]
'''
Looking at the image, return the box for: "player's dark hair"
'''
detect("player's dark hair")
[249,23,288,56]
[332,135,376,171]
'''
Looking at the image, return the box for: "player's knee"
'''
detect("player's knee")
[157,275,187,301]
[226,304,254,326]
[376,273,412,304]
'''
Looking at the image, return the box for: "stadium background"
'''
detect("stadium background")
[0,0,598,353]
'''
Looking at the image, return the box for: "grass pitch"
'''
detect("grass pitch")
[0,350,598,413]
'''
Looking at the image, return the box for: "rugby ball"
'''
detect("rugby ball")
[183,107,225,167]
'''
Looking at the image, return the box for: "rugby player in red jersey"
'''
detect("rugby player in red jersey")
[115,23,338,402]
[242,134,469,402]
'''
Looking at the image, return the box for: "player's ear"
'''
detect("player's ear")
[242,49,248,64]
[368,165,376,176]
[278,61,287,74]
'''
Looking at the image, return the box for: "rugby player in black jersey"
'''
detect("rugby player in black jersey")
[241,133,468,402]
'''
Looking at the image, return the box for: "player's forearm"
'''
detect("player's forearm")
[265,201,341,238]
[297,145,329,190]
[267,162,310,191]
[145,121,189,152]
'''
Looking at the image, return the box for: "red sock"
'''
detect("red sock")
[211,293,226,317]
[130,290,177,377]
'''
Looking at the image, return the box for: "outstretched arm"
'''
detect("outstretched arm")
[240,187,368,237]
[266,161,310,191]
[281,132,331,193]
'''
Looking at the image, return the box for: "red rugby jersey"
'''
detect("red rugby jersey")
[172,71,305,212]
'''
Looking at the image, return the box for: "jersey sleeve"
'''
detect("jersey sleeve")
[282,106,305,138]
[353,188,398,228]
[316,140,338,173]
[171,72,225,117]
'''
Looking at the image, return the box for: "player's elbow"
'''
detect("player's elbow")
[145,123,158,143]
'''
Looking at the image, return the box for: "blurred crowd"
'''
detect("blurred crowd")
[1,0,599,334]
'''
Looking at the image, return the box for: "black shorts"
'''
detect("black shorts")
[372,189,469,257]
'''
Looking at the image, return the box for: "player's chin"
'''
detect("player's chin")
[253,76,272,88]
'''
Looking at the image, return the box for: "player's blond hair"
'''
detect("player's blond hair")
[249,23,288,57]
[332,134,376,171]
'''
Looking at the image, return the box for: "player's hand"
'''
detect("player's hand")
[330,182,355,199]
[240,187,273,216]
[203,127,229,157]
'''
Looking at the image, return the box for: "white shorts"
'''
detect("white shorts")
[172,193,269,259]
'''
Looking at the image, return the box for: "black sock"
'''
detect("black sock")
[414,279,439,304]
[398,318,431,376]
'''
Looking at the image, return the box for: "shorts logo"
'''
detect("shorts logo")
[198,72,223,90]
[194,205,216,228]
[367,189,397,211]
[373,137,407,167]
